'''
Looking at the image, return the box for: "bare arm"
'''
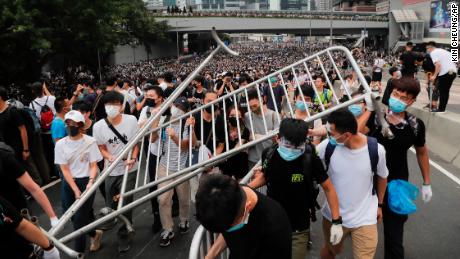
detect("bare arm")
[18,125,29,160]
[59,164,80,198]
[15,218,52,249]
[320,178,340,220]
[415,145,431,185]
[377,176,387,205]
[248,168,266,189]
[216,143,225,155]
[205,234,227,259]
[98,145,114,161]
[357,110,372,134]
[17,173,57,219]
[43,83,51,96]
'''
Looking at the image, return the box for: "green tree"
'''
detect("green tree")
[0,0,168,86]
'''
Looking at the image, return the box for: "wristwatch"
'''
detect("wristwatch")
[378,203,384,208]
[331,216,342,225]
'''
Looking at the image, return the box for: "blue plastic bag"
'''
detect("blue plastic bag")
[387,180,419,215]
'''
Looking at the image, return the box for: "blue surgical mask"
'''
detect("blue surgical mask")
[277,145,303,161]
[329,136,345,146]
[389,97,407,113]
[348,104,363,117]
[226,208,249,233]
[295,100,307,111]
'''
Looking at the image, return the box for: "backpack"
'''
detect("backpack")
[22,107,41,134]
[324,136,379,195]
[262,142,321,222]
[31,96,54,131]
[422,54,435,73]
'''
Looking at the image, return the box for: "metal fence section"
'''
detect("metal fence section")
[188,45,391,259]
[46,28,390,258]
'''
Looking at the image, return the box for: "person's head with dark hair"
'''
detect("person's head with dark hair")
[238,74,252,86]
[377,53,382,58]
[278,118,308,148]
[31,82,44,98]
[247,89,263,114]
[425,41,437,53]
[314,76,326,91]
[105,75,118,88]
[405,41,414,51]
[72,100,92,121]
[54,96,70,115]
[163,72,174,83]
[227,105,245,129]
[326,109,358,146]
[387,77,420,114]
[102,91,125,119]
[195,174,247,233]
[194,75,205,87]
[389,66,399,78]
[144,85,164,108]
[295,83,315,102]
[203,91,219,114]
[0,86,7,102]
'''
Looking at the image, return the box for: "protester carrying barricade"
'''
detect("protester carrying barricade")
[54,110,103,254]
[93,91,140,252]
[317,109,388,259]
[250,118,343,259]
[196,174,293,259]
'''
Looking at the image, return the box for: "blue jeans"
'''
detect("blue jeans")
[62,177,96,253]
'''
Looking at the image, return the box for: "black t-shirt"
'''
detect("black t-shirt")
[193,112,226,154]
[400,51,417,75]
[382,78,394,106]
[222,191,292,259]
[262,147,328,230]
[0,106,25,156]
[374,115,426,181]
[164,86,176,99]
[0,196,33,259]
[0,144,27,210]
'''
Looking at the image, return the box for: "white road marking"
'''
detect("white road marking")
[410,148,460,186]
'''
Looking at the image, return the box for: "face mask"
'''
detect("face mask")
[171,106,184,118]
[348,104,363,117]
[389,97,407,113]
[145,99,156,107]
[228,117,239,127]
[226,207,250,233]
[277,145,304,161]
[67,125,80,137]
[205,104,219,114]
[329,135,345,146]
[295,100,307,111]
[105,105,120,119]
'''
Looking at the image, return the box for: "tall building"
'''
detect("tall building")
[315,0,333,11]
[280,0,310,11]
[333,0,377,12]
[144,0,164,10]
[270,0,281,10]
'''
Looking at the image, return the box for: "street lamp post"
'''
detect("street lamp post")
[176,20,189,60]
[329,0,333,47]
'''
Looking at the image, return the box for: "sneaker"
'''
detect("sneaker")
[159,230,175,247]
[179,221,190,234]
[431,109,446,113]
[152,214,162,233]
[90,230,103,252]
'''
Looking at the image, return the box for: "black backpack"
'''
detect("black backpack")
[262,142,321,222]
[324,136,379,195]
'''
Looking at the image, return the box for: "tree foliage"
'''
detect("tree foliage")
[0,0,168,85]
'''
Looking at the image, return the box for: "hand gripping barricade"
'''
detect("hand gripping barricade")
[188,43,393,259]
[46,28,391,258]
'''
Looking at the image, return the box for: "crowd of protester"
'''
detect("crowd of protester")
[2,39,455,259]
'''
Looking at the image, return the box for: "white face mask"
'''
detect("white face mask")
[171,106,184,118]
[105,105,120,119]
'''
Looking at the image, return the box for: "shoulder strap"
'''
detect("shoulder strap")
[262,143,278,171]
[67,136,97,165]
[104,118,128,145]
[302,144,312,176]
[324,142,336,171]
[367,136,379,195]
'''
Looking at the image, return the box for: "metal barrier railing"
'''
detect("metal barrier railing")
[46,28,391,258]
[188,45,392,259]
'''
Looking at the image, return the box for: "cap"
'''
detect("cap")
[64,110,85,123]
[174,96,190,111]
[269,77,278,84]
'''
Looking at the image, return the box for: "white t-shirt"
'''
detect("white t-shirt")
[159,82,168,91]
[373,58,385,72]
[54,135,103,178]
[430,48,457,76]
[93,114,140,176]
[138,106,166,156]
[317,139,389,228]
[29,95,57,118]
[120,90,136,113]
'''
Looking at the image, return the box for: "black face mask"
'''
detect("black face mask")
[228,117,239,127]
[145,99,156,107]
[67,126,80,137]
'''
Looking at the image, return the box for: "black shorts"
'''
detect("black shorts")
[372,71,382,82]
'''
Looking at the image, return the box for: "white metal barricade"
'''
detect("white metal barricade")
[188,45,392,259]
[46,28,391,258]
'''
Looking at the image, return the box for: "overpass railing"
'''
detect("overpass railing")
[188,45,392,259]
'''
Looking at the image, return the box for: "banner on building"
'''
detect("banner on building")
[430,0,455,32]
